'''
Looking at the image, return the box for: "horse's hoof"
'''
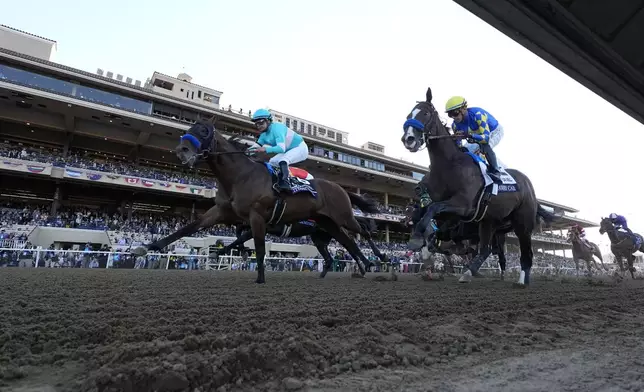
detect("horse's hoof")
[319,271,328,279]
[131,246,148,257]
[255,279,265,284]
[512,282,527,289]
[499,274,505,281]
[459,270,472,283]
[351,272,365,279]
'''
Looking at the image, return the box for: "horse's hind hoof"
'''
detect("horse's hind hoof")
[351,272,365,279]
[319,271,328,279]
[131,246,148,257]
[512,282,528,289]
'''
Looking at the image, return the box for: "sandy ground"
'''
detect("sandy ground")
[1,269,642,392]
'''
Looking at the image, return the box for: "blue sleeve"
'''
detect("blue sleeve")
[265,124,286,154]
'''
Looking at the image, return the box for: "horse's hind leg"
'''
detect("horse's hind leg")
[316,216,367,276]
[311,231,334,278]
[512,225,534,287]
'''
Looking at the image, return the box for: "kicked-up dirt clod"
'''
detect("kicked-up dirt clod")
[1,269,643,392]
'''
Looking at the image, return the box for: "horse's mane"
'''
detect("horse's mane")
[226,134,267,164]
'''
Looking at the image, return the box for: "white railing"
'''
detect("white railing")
[0,239,26,248]
[0,247,425,272]
[0,247,600,276]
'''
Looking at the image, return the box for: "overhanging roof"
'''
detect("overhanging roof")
[453,0,644,125]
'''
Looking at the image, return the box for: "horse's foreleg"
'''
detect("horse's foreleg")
[627,256,636,279]
[210,229,253,259]
[459,220,495,283]
[408,200,471,251]
[132,205,227,256]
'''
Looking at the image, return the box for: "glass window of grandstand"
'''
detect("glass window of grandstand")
[318,128,326,136]
[300,122,305,132]
[328,130,335,139]
[0,64,154,115]
[336,133,343,143]
[203,93,219,104]
[293,120,298,130]
[286,118,291,127]
[307,124,312,134]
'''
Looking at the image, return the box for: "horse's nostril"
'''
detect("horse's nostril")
[406,136,415,143]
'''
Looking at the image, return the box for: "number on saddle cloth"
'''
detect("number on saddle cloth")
[464,151,518,194]
[263,162,317,197]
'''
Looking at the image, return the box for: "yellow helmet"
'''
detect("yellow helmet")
[445,96,467,112]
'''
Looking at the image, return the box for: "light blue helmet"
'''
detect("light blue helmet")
[251,109,272,122]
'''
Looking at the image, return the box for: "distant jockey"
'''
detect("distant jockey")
[248,109,309,192]
[445,96,504,182]
[571,224,592,249]
[609,213,633,235]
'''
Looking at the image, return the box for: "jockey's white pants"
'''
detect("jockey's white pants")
[464,125,505,168]
[269,141,309,166]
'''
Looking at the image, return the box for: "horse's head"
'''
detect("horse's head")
[402,202,419,227]
[175,120,217,168]
[599,217,613,235]
[401,87,445,152]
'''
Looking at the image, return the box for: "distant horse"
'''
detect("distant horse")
[401,87,557,286]
[599,217,643,279]
[175,119,382,283]
[567,228,605,275]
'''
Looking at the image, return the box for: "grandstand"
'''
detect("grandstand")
[0,25,597,266]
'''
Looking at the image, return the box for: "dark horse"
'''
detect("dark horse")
[404,202,509,279]
[401,87,557,286]
[175,119,381,283]
[567,228,605,275]
[210,217,390,277]
[599,217,643,279]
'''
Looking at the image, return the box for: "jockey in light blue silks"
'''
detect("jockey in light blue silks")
[248,109,309,192]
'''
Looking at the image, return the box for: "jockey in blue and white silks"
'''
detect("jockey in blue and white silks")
[249,108,309,192]
[609,213,633,235]
[445,96,504,182]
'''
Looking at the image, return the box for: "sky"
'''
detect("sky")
[3,0,643,252]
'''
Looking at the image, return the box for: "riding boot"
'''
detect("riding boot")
[480,144,502,183]
[277,160,291,192]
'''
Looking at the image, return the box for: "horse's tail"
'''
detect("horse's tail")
[346,191,380,214]
[537,204,559,227]
[356,217,377,233]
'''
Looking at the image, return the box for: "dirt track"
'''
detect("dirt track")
[1,269,643,392]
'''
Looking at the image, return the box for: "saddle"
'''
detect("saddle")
[264,163,317,197]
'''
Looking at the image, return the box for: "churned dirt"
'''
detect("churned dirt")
[1,269,643,392]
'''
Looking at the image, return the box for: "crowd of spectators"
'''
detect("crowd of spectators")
[0,142,216,188]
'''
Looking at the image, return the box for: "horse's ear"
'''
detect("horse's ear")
[425,87,433,102]
[208,114,218,125]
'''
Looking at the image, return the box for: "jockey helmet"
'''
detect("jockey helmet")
[445,96,467,113]
[251,109,272,122]
[609,213,617,219]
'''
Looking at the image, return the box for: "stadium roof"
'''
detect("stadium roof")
[453,0,644,126]
[1,25,57,44]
